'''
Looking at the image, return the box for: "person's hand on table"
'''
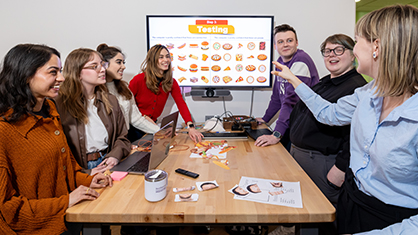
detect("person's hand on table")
[189,127,203,143]
[327,165,345,188]
[90,172,113,188]
[99,156,119,169]
[271,61,303,88]
[90,164,107,175]
[68,172,113,208]
[68,185,100,208]
[255,134,280,147]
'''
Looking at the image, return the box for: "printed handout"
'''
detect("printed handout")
[229,176,303,208]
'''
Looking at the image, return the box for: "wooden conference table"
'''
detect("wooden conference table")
[66,133,335,234]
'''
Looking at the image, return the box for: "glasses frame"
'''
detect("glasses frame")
[83,61,109,72]
[321,46,346,57]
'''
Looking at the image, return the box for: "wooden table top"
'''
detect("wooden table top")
[66,133,335,224]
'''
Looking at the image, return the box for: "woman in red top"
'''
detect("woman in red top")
[129,44,203,142]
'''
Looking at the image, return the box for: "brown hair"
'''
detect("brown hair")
[96,43,132,100]
[320,34,355,52]
[60,48,112,124]
[320,34,355,66]
[140,44,173,94]
[356,4,418,96]
[273,24,298,41]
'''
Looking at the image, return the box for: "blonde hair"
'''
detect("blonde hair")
[140,44,173,94]
[60,48,112,124]
[356,4,418,96]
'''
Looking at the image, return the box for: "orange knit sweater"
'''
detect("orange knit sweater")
[0,100,93,234]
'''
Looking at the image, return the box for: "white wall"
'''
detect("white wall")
[0,0,355,125]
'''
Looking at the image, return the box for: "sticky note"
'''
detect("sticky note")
[111,171,128,181]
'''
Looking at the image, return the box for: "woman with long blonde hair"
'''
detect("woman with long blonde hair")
[56,48,130,175]
[129,44,203,142]
[275,5,418,234]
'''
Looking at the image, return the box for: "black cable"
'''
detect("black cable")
[222,96,226,113]
[205,111,233,132]
[205,117,220,132]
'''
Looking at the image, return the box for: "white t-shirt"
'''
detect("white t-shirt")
[85,98,108,153]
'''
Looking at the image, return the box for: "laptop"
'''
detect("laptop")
[111,121,174,174]
[160,111,179,138]
[244,128,273,140]
[202,132,248,139]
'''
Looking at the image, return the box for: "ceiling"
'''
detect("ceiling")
[356,0,418,12]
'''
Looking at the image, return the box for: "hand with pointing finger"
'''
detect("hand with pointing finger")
[271,61,303,88]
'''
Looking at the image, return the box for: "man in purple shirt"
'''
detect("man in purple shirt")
[255,24,319,149]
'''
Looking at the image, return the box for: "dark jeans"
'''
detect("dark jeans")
[127,124,146,143]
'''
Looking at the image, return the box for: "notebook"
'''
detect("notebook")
[111,121,174,174]
[160,111,179,138]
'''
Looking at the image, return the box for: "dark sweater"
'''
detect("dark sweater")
[289,68,367,172]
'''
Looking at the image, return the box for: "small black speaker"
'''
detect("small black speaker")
[190,89,230,98]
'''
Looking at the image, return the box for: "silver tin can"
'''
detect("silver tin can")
[144,169,168,202]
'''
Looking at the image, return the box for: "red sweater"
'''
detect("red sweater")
[0,100,93,234]
[129,73,192,123]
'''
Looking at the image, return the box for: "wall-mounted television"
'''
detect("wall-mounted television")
[146,15,274,89]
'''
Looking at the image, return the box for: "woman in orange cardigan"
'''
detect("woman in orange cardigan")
[0,44,112,234]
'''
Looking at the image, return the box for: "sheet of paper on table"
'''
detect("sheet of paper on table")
[229,176,303,208]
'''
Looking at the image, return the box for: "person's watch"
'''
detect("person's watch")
[188,123,195,128]
[272,131,282,139]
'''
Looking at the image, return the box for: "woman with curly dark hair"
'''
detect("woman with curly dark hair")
[0,44,112,234]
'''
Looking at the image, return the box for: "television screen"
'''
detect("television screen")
[146,15,274,88]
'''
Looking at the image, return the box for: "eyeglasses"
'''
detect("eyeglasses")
[83,61,109,72]
[321,46,346,57]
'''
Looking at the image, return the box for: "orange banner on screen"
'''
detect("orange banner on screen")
[189,25,235,34]
[196,20,228,25]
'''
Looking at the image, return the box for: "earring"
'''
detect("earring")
[373,52,377,59]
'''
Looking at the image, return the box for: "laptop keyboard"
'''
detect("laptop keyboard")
[202,132,247,139]
[127,153,151,172]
